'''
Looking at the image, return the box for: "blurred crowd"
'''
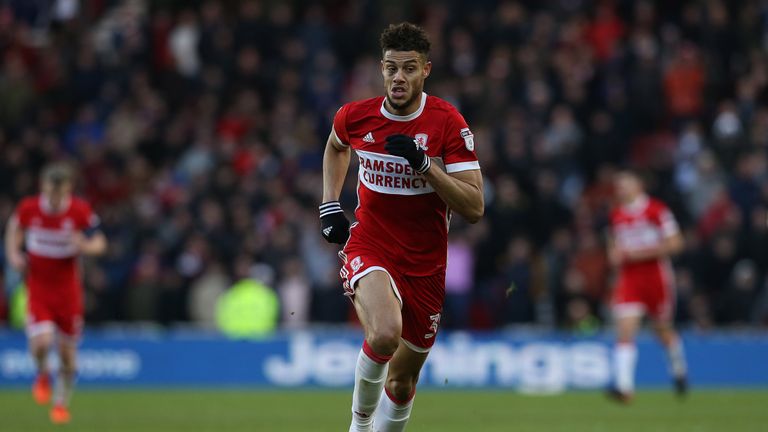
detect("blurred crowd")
[1,0,768,332]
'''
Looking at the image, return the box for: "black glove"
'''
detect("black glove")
[319,201,350,244]
[384,134,431,174]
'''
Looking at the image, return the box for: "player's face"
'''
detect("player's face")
[614,174,642,204]
[42,180,73,210]
[381,50,431,114]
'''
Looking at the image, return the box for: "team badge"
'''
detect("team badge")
[350,256,364,274]
[460,128,474,151]
[461,128,475,151]
[414,133,429,151]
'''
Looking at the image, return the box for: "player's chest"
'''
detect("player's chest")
[349,121,444,157]
[614,216,661,242]
[29,211,78,232]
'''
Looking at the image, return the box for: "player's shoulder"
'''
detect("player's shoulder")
[425,95,458,112]
[425,95,464,120]
[609,205,623,220]
[646,197,671,214]
[17,196,40,212]
[70,196,93,211]
[339,96,385,119]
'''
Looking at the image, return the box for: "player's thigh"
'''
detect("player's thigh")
[645,272,675,324]
[615,314,643,343]
[28,331,54,353]
[386,343,429,399]
[354,270,402,345]
[27,298,55,351]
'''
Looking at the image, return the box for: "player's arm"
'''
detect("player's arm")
[384,129,484,224]
[422,165,484,223]
[624,232,684,262]
[322,130,351,203]
[74,207,107,256]
[606,231,622,267]
[624,208,684,262]
[319,130,352,244]
[4,214,26,272]
[73,230,107,256]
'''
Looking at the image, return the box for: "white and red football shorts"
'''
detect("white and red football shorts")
[612,263,675,322]
[339,247,444,353]
[27,290,83,340]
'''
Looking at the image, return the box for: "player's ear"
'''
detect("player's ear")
[423,61,432,78]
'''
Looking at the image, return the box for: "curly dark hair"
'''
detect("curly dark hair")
[380,22,431,57]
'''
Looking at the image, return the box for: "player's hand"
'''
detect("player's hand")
[319,201,350,244]
[71,231,86,253]
[608,247,624,266]
[8,251,26,273]
[384,134,431,174]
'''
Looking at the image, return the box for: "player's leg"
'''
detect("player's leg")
[27,298,56,405]
[50,337,76,423]
[28,328,55,405]
[349,270,402,432]
[372,343,427,432]
[649,267,688,396]
[650,272,687,396]
[611,309,642,401]
[652,319,688,396]
[374,271,442,431]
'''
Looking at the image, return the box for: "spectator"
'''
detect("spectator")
[0,0,767,331]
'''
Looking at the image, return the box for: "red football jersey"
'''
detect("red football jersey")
[610,195,679,278]
[14,195,99,305]
[334,92,480,276]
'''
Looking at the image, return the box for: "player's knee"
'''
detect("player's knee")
[654,323,676,344]
[387,376,416,403]
[59,353,77,375]
[60,364,77,377]
[59,357,77,376]
[30,339,52,356]
[367,326,400,356]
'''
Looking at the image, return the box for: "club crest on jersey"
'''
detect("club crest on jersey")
[460,128,474,151]
[350,256,364,274]
[414,133,429,151]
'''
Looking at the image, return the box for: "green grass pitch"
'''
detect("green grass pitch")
[0,389,766,431]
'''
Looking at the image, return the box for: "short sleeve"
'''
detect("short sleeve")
[332,104,351,147]
[442,110,480,173]
[657,206,679,238]
[14,199,33,228]
[77,201,101,232]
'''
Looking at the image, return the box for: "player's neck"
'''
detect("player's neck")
[40,195,71,215]
[622,194,649,212]
[383,94,422,117]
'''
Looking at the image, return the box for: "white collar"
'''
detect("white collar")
[380,92,427,122]
[622,195,649,214]
[39,195,71,215]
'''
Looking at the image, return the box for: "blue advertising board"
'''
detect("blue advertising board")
[1,330,766,391]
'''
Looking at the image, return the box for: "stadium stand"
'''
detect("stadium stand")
[1,0,767,331]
